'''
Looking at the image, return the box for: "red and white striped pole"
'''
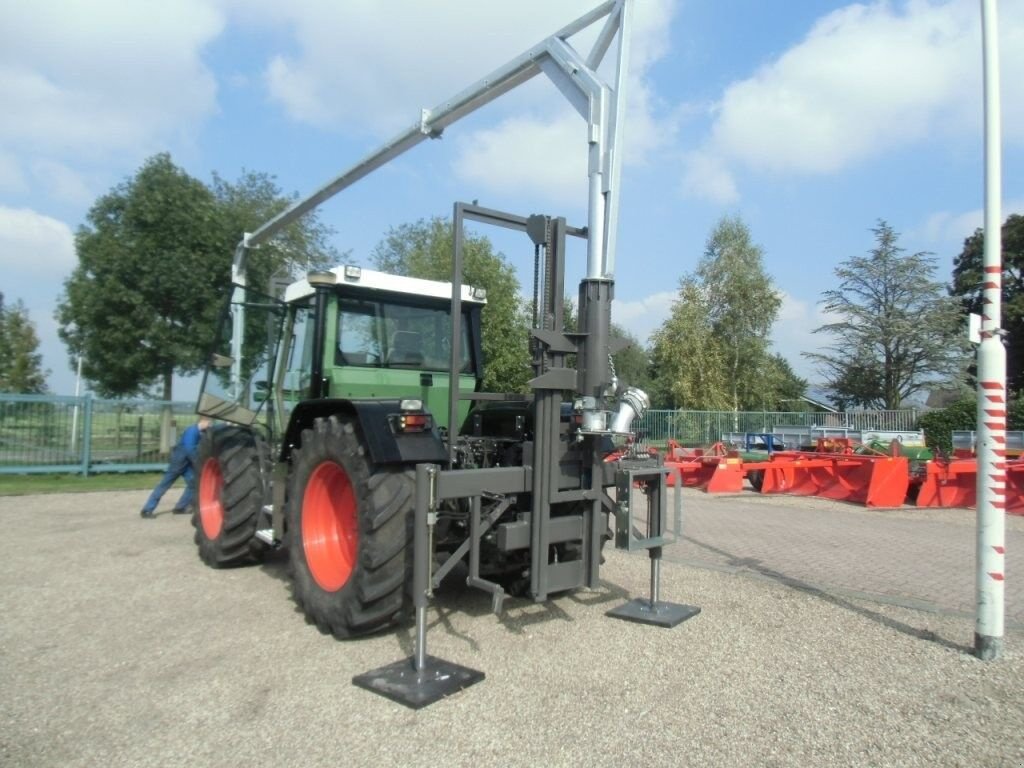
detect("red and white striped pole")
[976,0,1004,661]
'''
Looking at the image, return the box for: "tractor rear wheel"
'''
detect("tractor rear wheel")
[193,426,270,567]
[287,416,415,639]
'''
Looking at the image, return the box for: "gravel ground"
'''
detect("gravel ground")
[1,490,1022,768]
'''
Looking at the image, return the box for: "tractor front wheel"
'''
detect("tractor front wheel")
[287,416,415,639]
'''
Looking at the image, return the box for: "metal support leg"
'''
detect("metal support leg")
[607,471,700,628]
[353,464,485,708]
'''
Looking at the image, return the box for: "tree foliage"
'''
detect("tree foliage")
[372,217,531,393]
[649,277,730,409]
[211,170,337,296]
[806,220,966,409]
[0,294,49,393]
[950,213,1024,392]
[610,326,651,392]
[917,396,976,455]
[57,154,335,399]
[649,216,799,410]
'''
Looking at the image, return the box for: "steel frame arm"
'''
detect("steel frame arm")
[232,0,632,281]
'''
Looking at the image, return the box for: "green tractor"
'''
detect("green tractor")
[194,265,486,637]
[191,3,692,686]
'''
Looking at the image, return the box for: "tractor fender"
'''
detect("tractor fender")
[280,398,448,466]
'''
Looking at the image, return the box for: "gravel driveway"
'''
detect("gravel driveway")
[1,490,1022,767]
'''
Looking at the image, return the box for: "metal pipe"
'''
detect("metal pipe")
[650,554,660,607]
[240,2,619,253]
[413,464,434,671]
[976,0,1005,661]
[448,203,464,465]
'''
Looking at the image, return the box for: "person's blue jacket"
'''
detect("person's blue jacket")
[178,423,203,460]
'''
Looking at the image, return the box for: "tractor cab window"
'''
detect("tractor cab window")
[335,295,473,373]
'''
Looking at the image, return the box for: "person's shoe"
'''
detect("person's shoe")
[140,509,155,519]
[172,507,190,515]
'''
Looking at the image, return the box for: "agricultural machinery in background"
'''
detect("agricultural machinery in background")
[662,424,1024,512]
[191,0,698,708]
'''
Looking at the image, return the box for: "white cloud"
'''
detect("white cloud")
[0,152,26,193]
[772,291,840,381]
[682,0,1024,201]
[680,150,739,204]
[0,1,222,160]
[613,290,677,344]
[237,0,677,202]
[249,1,672,132]
[30,160,94,206]
[922,200,1024,245]
[453,111,587,202]
[0,207,76,278]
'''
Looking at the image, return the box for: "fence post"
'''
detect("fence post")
[80,395,93,477]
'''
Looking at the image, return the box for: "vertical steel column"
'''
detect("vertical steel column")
[413,463,435,671]
[448,203,466,464]
[976,0,1005,661]
[578,279,613,400]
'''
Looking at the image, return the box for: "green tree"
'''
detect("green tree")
[0,295,49,393]
[610,326,651,392]
[211,169,337,296]
[648,277,730,409]
[649,216,792,410]
[950,213,1024,392]
[372,217,531,393]
[699,216,782,412]
[57,155,335,399]
[759,354,808,411]
[807,220,966,409]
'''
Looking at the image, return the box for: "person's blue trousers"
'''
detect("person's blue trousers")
[141,446,196,514]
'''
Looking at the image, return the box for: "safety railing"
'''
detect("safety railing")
[636,409,921,448]
[0,394,196,475]
[1,394,923,474]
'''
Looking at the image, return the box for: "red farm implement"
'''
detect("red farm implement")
[747,447,910,508]
[915,457,1024,513]
[662,441,746,493]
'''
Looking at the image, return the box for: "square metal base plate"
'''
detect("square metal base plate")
[352,655,485,709]
[606,599,701,628]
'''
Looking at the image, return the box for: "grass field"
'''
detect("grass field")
[0,473,164,496]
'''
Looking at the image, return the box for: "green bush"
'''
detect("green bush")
[917,396,977,455]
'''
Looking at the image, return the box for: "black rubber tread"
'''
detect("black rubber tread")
[747,469,765,492]
[193,426,270,568]
[287,415,415,639]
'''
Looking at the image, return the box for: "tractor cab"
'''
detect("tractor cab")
[196,265,486,444]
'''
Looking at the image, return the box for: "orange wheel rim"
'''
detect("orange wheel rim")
[302,461,358,592]
[199,458,225,539]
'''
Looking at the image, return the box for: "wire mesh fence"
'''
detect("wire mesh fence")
[1,394,923,474]
[0,394,196,475]
[635,409,921,448]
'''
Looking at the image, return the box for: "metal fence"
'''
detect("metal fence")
[0,394,196,475]
[635,408,921,448]
[1,394,923,474]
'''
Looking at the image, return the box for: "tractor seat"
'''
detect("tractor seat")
[387,331,424,366]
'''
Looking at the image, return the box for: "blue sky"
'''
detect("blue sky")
[1,0,1022,398]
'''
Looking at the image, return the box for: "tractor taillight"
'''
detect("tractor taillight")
[390,413,432,433]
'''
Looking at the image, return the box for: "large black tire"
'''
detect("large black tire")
[287,416,416,639]
[193,426,270,567]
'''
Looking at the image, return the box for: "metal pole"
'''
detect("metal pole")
[70,356,83,453]
[976,0,1004,661]
[413,464,435,671]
